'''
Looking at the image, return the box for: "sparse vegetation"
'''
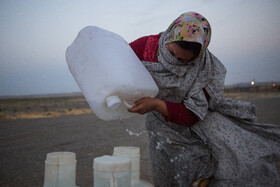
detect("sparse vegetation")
[0,95,92,120]
[0,92,279,120]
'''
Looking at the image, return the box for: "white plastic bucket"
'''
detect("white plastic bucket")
[93,155,131,187]
[43,152,78,187]
[66,26,159,121]
[113,147,140,181]
[113,147,153,187]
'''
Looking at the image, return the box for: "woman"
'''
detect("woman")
[128,12,280,187]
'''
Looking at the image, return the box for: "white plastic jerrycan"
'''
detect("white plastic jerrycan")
[113,147,153,187]
[66,26,158,121]
[94,155,131,187]
[43,152,78,187]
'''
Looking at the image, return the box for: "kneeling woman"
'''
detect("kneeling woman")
[128,12,280,187]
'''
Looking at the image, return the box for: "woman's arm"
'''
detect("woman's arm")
[128,97,199,126]
[128,89,210,126]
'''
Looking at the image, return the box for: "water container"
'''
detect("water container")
[43,152,78,187]
[93,155,131,187]
[113,147,153,187]
[66,26,159,121]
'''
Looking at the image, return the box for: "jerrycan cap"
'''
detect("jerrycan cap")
[106,95,122,110]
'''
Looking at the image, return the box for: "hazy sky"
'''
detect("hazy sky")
[0,0,280,96]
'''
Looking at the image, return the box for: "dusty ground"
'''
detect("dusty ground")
[0,92,279,186]
[0,113,152,187]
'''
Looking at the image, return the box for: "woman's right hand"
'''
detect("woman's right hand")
[128,97,168,117]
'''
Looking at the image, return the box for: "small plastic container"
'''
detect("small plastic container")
[43,152,78,187]
[94,155,131,187]
[113,147,153,187]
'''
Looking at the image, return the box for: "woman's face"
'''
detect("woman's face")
[166,42,195,63]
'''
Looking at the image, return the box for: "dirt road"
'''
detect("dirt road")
[0,97,280,186]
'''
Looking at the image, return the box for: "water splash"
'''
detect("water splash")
[174,173,180,180]
[113,111,191,184]
[166,137,172,144]
[115,111,147,137]
[125,128,146,136]
[156,141,165,150]
[113,110,189,184]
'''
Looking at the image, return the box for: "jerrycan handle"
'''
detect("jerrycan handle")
[106,95,133,110]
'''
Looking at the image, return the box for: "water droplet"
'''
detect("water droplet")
[156,142,163,150]
[115,111,147,136]
[166,138,172,144]
[174,174,180,179]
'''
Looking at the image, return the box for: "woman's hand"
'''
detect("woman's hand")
[128,97,168,117]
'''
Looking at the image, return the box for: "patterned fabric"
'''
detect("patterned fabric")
[141,11,280,186]
[191,112,280,187]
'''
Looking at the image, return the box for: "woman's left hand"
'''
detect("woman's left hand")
[128,97,168,116]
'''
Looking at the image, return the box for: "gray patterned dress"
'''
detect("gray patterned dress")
[142,12,280,187]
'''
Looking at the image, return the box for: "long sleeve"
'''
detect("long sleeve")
[129,34,160,62]
[164,101,200,126]
[129,36,149,61]
[164,89,210,126]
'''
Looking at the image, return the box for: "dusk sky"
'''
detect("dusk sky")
[1,0,280,96]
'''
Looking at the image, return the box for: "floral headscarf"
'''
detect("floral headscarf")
[156,12,213,76]
[165,12,211,52]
